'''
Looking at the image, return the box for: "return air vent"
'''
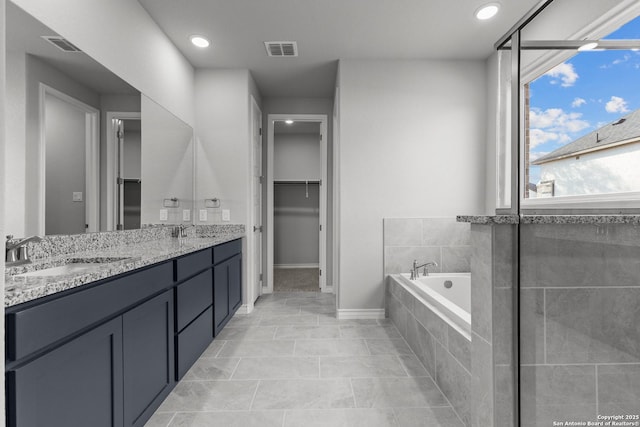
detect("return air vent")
[41,36,82,53]
[264,41,298,57]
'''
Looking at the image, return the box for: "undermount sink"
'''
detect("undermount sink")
[15,257,131,278]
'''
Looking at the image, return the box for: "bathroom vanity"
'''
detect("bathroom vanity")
[4,232,243,427]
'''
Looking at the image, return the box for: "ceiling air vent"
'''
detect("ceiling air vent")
[41,36,82,53]
[264,41,298,57]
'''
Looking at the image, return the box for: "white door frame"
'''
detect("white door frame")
[245,96,263,313]
[38,83,100,234]
[266,113,329,294]
[106,112,141,231]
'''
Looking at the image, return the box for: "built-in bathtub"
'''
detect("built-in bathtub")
[397,273,470,336]
[387,272,472,426]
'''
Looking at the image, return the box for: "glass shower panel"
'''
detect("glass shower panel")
[519,221,640,426]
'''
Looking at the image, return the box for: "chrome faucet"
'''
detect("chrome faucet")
[411,259,438,279]
[5,235,43,266]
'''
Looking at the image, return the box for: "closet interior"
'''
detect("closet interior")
[273,121,321,292]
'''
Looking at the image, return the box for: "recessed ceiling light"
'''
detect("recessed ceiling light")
[475,3,500,20]
[285,120,294,125]
[578,42,598,51]
[190,35,210,48]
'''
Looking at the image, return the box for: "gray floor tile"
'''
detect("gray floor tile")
[397,354,429,377]
[340,324,402,339]
[157,380,258,411]
[200,340,225,357]
[366,338,413,355]
[232,357,320,379]
[275,325,340,339]
[259,314,319,326]
[251,379,355,410]
[283,408,398,426]
[352,377,450,408]
[168,411,284,427]
[215,326,277,341]
[394,407,464,427]
[294,339,371,356]
[320,355,408,378]
[182,357,240,380]
[145,412,175,427]
[217,340,295,357]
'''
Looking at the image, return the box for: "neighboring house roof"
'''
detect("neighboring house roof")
[532,108,640,165]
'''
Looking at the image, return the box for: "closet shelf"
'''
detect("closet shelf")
[274,180,320,184]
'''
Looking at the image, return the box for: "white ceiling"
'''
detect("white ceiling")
[138,0,542,98]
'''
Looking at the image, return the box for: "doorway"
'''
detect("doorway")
[266,114,328,293]
[106,112,142,231]
[39,84,99,235]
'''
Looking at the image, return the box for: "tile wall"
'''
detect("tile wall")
[383,218,471,275]
[519,223,640,426]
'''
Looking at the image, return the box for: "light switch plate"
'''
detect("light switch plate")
[222,209,230,221]
[199,209,208,221]
[182,209,190,221]
[72,192,83,202]
[159,209,168,221]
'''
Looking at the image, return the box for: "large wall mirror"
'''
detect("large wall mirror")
[5,0,194,237]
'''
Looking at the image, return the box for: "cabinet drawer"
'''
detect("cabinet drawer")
[176,306,213,380]
[213,239,242,265]
[176,248,212,281]
[176,269,213,332]
[7,262,173,362]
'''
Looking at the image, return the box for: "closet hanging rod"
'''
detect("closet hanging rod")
[273,180,320,185]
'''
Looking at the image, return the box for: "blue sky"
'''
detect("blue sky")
[527,15,640,183]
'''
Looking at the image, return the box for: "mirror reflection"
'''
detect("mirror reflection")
[5,1,194,236]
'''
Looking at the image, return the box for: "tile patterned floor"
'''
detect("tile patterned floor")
[146,292,465,427]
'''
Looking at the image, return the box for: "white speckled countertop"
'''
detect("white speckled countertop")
[5,232,244,308]
[457,215,640,224]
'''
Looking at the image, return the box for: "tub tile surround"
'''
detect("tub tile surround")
[384,218,471,276]
[4,224,245,306]
[386,276,470,425]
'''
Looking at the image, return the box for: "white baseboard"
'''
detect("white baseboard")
[274,264,320,269]
[236,304,253,315]
[321,285,334,294]
[336,308,385,320]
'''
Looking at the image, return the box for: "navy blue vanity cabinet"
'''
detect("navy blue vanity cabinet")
[123,290,174,427]
[8,317,124,427]
[5,261,173,427]
[213,239,242,335]
[174,249,214,380]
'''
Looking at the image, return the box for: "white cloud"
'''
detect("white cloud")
[529,108,590,133]
[544,62,578,87]
[530,151,550,162]
[605,96,629,113]
[529,129,572,149]
[571,97,586,108]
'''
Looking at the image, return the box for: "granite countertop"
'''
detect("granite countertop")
[5,233,244,308]
[457,214,640,224]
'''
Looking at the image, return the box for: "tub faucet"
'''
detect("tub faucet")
[411,260,438,279]
[5,235,43,266]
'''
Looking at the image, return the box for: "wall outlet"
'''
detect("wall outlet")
[199,209,208,221]
[72,192,83,202]
[159,209,168,221]
[182,209,190,221]
[222,209,231,221]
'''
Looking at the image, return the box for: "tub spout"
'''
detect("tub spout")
[411,260,438,279]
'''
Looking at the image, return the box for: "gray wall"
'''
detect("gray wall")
[274,183,320,266]
[262,97,334,284]
[274,133,320,180]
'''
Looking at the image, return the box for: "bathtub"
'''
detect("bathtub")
[398,272,471,335]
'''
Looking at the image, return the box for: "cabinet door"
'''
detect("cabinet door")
[213,260,229,335]
[228,254,242,313]
[8,317,124,427]
[123,291,174,427]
